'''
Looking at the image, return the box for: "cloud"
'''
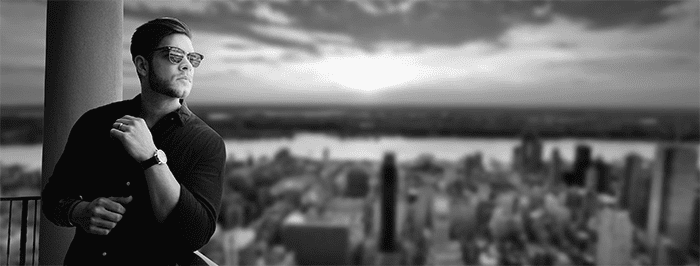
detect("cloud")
[1,0,697,108]
[123,0,691,58]
[252,2,296,25]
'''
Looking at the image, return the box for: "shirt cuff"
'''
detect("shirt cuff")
[54,198,81,227]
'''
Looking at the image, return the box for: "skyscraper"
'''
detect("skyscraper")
[513,144,521,170]
[548,148,564,186]
[570,144,592,187]
[646,144,698,264]
[690,194,699,259]
[522,132,543,174]
[375,152,404,266]
[585,165,598,193]
[512,132,543,175]
[593,159,611,195]
[620,154,643,209]
[463,152,484,184]
[628,159,652,229]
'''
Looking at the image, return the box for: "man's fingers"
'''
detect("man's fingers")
[109,196,133,205]
[110,128,124,139]
[95,210,123,223]
[88,225,111,236]
[90,217,118,230]
[100,198,127,215]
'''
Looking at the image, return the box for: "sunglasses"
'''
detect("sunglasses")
[152,46,204,68]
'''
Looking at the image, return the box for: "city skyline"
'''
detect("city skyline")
[1,0,698,108]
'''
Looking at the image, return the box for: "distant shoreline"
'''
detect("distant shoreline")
[2,105,698,145]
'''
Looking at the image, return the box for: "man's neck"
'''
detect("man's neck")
[139,91,181,128]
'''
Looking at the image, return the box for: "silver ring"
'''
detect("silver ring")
[117,122,123,130]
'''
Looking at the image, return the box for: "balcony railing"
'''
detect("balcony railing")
[0,196,218,266]
[1,196,40,266]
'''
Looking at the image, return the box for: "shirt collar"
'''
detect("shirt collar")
[129,94,192,126]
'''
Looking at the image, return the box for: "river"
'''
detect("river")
[3,133,692,171]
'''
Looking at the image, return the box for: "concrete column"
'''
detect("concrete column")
[40,1,123,265]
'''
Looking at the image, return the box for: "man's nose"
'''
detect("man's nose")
[179,58,192,71]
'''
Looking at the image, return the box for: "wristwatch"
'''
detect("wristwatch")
[140,149,167,170]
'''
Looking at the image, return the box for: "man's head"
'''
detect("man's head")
[131,17,201,99]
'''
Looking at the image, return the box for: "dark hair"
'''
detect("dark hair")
[130,17,192,61]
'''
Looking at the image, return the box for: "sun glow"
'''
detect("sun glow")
[314,56,418,93]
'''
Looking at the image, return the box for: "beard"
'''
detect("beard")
[148,66,190,99]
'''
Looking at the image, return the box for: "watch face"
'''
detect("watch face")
[156,149,168,164]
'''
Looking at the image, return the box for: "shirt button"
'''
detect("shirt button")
[126,181,131,186]
[102,252,107,256]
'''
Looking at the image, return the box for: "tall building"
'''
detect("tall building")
[691,194,699,260]
[569,144,592,187]
[376,152,403,265]
[620,154,644,209]
[323,147,330,162]
[586,159,611,195]
[629,160,652,229]
[522,132,543,173]
[585,166,598,194]
[464,152,484,183]
[512,132,543,175]
[513,146,524,172]
[548,148,564,186]
[646,144,698,264]
[596,208,634,265]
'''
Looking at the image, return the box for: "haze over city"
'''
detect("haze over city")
[1,0,698,108]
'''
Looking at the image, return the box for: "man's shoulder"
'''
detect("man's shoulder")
[76,99,132,124]
[82,99,132,117]
[183,113,226,156]
[187,113,223,140]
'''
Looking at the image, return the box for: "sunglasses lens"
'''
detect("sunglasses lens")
[188,54,203,68]
[168,51,184,64]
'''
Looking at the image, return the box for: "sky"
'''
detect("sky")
[1,0,699,108]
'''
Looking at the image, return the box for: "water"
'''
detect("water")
[224,133,664,164]
[1,133,695,171]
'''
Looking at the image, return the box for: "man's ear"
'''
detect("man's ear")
[134,55,149,78]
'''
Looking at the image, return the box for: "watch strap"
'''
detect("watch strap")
[140,150,163,170]
[140,156,158,170]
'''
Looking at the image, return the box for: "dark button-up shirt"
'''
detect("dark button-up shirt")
[42,95,226,266]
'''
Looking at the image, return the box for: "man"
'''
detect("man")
[42,17,225,266]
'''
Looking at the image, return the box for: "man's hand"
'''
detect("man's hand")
[110,115,157,162]
[71,196,133,235]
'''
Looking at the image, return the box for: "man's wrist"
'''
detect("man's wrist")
[67,200,82,227]
[138,148,157,162]
[141,149,167,170]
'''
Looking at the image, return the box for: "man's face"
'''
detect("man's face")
[147,34,195,99]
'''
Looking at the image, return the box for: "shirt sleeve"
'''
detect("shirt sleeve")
[41,111,93,227]
[162,129,226,251]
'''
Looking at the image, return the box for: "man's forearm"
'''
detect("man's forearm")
[143,163,181,223]
[42,196,81,227]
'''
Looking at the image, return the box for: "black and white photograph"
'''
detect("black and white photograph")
[1,0,698,265]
